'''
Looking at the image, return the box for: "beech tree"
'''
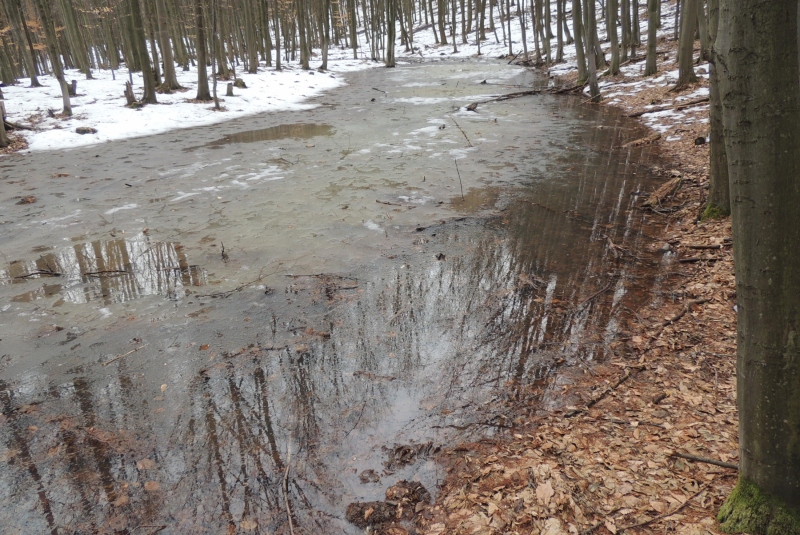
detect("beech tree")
[715,0,800,532]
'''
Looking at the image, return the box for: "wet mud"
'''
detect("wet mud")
[0,60,666,534]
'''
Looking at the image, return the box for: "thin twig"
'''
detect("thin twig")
[454,159,464,200]
[284,440,295,535]
[102,345,145,366]
[450,117,473,147]
[618,481,712,532]
[669,452,738,470]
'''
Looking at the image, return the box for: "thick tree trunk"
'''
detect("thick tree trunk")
[716,0,800,531]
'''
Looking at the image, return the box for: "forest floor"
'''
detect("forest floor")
[402,42,739,535]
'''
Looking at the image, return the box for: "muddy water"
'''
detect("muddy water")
[0,61,664,534]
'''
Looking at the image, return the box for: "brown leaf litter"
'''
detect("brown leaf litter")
[410,46,736,535]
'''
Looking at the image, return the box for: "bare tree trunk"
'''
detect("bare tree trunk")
[584,0,599,100]
[716,0,800,530]
[676,0,698,86]
[704,0,728,217]
[644,0,658,75]
[33,0,72,115]
[156,0,182,89]
[195,0,212,100]
[572,0,587,83]
[607,0,620,74]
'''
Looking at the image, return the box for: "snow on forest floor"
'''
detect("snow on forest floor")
[2,0,711,155]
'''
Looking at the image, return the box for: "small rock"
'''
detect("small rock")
[233,78,247,88]
[694,136,707,145]
[76,127,98,135]
[659,243,671,252]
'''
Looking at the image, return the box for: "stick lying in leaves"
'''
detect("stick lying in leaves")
[669,451,738,470]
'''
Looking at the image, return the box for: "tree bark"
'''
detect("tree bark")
[676,0,698,87]
[644,0,658,75]
[704,0,728,217]
[195,0,212,100]
[572,0,587,83]
[607,0,620,75]
[716,0,800,530]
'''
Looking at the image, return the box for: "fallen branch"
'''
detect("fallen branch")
[450,117,473,147]
[83,269,130,276]
[622,132,661,148]
[376,199,403,206]
[685,244,723,250]
[4,119,32,131]
[13,269,62,279]
[565,367,643,417]
[577,280,613,308]
[625,96,710,118]
[102,345,145,366]
[618,481,712,532]
[662,298,710,326]
[642,176,682,207]
[678,256,719,263]
[669,452,738,470]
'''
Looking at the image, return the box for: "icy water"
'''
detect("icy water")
[0,60,665,534]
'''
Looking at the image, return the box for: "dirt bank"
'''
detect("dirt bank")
[412,52,738,535]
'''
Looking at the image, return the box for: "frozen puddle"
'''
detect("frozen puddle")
[0,60,665,535]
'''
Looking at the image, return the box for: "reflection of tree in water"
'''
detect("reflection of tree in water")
[0,126,663,533]
[0,234,206,305]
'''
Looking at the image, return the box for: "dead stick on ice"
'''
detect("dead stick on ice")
[450,117,473,147]
[102,345,145,366]
[454,159,464,200]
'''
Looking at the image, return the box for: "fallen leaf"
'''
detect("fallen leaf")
[536,480,554,506]
[160,384,167,393]
[240,519,257,530]
[144,481,160,491]
[136,458,155,470]
[605,518,618,534]
[541,517,567,535]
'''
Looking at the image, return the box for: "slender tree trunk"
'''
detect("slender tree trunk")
[584,0,599,100]
[33,0,71,115]
[644,0,658,75]
[676,0,698,86]
[607,0,620,74]
[572,0,587,83]
[716,0,800,530]
[156,0,182,89]
[386,0,397,66]
[129,0,158,103]
[5,0,40,86]
[555,0,563,61]
[195,0,212,100]
[704,0,728,217]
